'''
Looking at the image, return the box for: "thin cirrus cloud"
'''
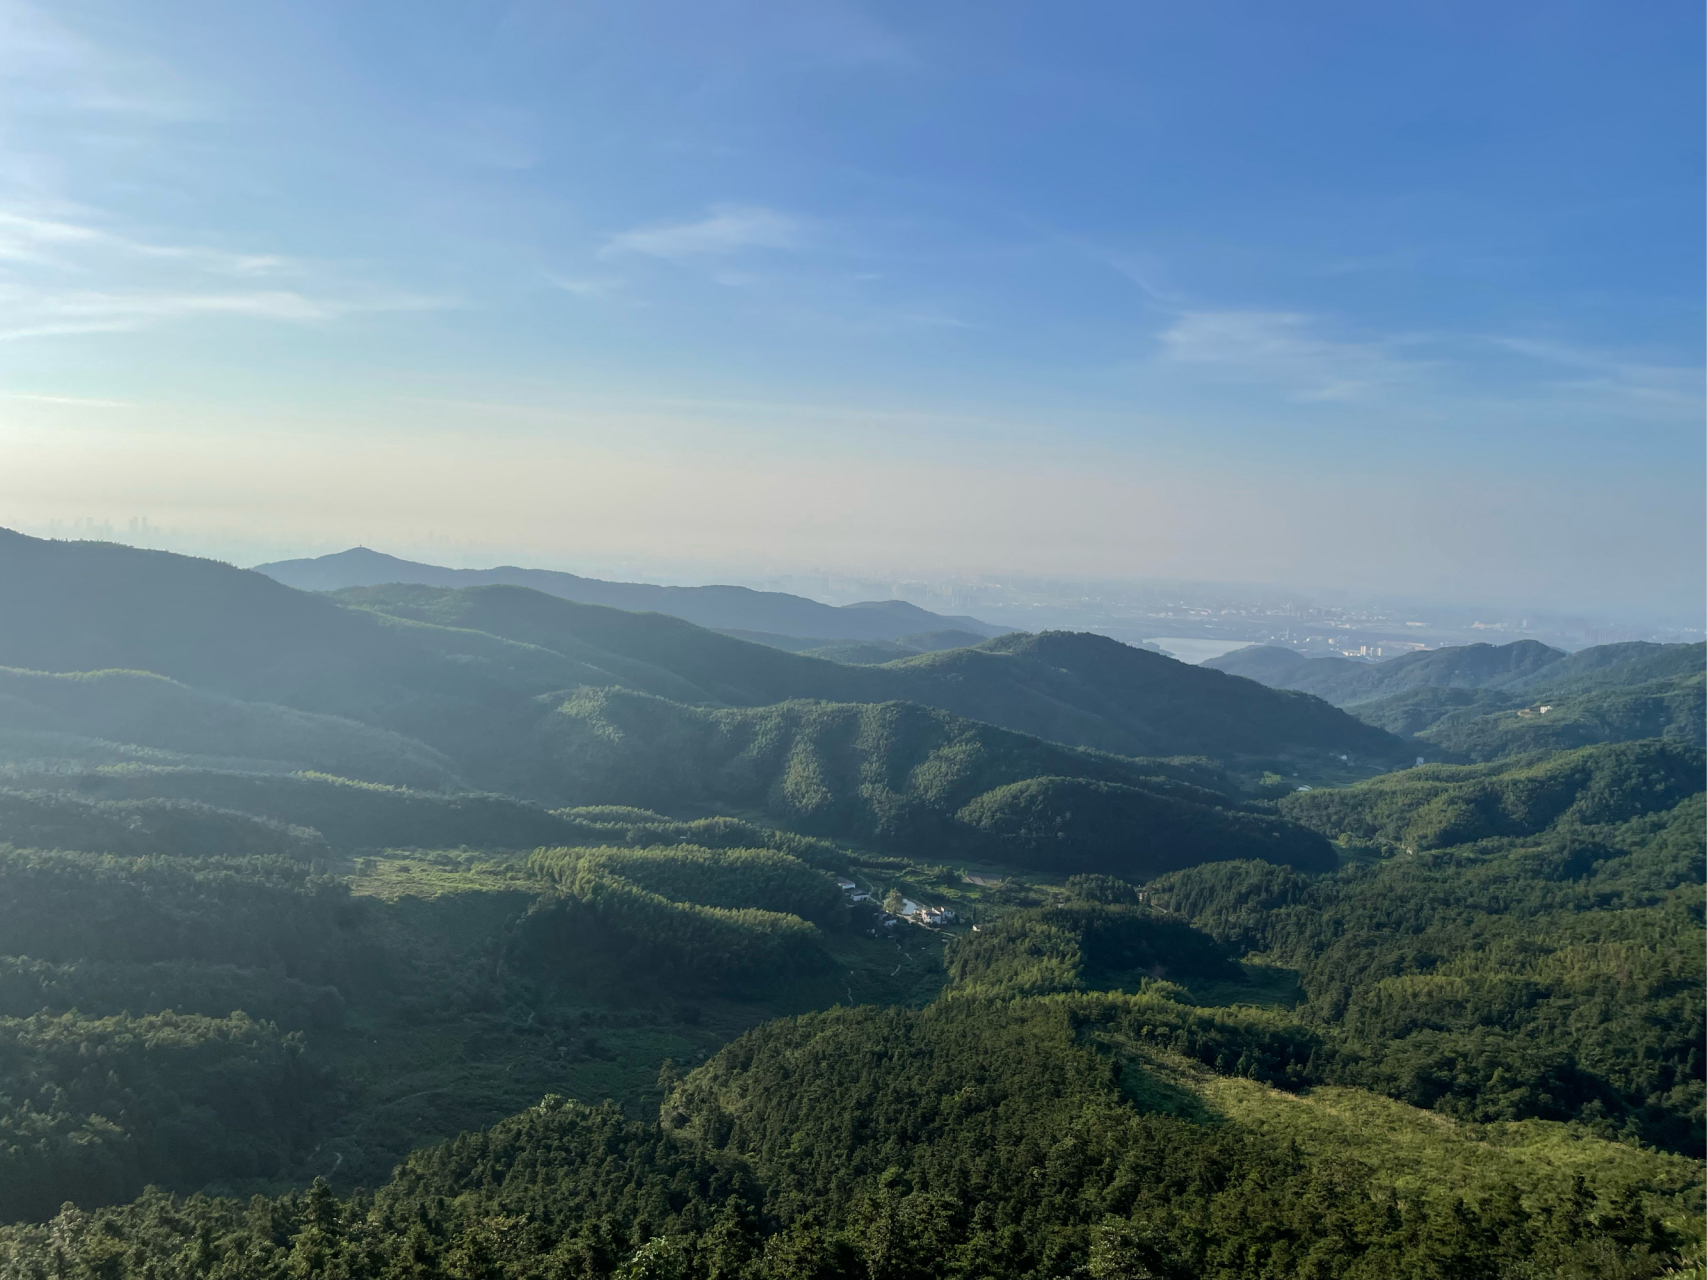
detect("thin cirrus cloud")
[1491,336,1705,413]
[1153,309,1424,404]
[601,204,804,261]
[0,285,447,342]
[0,210,283,275]
[1145,307,1704,423]
[0,202,446,342]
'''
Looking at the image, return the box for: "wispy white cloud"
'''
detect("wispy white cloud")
[602,204,803,260]
[0,204,446,342]
[0,4,368,345]
[0,210,286,274]
[1155,310,1423,402]
[1102,251,1184,304]
[1493,336,1703,411]
[0,285,444,342]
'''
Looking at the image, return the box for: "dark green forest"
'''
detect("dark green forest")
[0,531,1698,1277]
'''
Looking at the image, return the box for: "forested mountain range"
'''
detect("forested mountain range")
[0,531,1405,798]
[253,545,1000,642]
[1209,638,1704,762]
[0,737,1696,1276]
[1208,637,1698,702]
[0,528,1698,1277]
[338,581,1406,765]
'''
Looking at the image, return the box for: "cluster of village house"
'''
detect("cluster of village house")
[837,878,957,928]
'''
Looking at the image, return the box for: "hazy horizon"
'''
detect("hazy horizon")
[9,517,1699,639]
[3,1,1702,619]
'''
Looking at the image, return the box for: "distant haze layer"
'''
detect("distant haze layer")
[4,410,1700,618]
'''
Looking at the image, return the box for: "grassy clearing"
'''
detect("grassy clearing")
[1098,1031,1705,1237]
[344,849,537,900]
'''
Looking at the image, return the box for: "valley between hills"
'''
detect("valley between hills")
[0,529,1698,1279]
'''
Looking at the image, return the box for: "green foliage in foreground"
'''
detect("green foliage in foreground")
[5,998,1694,1279]
[0,1010,319,1224]
[1153,744,1706,1152]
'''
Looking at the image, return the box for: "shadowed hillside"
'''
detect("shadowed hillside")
[343,582,1409,765]
[0,535,1405,774]
[0,666,464,789]
[533,689,1336,875]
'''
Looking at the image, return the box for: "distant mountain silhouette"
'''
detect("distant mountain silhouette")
[252,546,1000,642]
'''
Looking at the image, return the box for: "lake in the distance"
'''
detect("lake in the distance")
[1146,637,1258,665]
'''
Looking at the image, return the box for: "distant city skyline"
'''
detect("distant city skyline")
[2,1,1701,616]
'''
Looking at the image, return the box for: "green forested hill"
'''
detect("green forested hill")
[0,735,1694,1274]
[1408,667,1704,761]
[341,582,1406,764]
[1158,740,1705,1154]
[1504,641,1707,697]
[880,632,1405,762]
[0,787,326,860]
[1277,739,1703,850]
[1206,639,1569,701]
[0,533,1403,788]
[5,993,1697,1277]
[0,528,1700,1277]
[534,689,1334,875]
[0,666,465,788]
[0,719,1325,876]
[1210,638,1705,761]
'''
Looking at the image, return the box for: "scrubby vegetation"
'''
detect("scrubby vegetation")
[2,999,1695,1278]
[0,532,1698,1277]
[1154,742,1706,1153]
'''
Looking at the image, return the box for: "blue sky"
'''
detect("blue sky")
[0,0,1701,614]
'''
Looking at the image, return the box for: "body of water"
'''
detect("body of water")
[1145,637,1259,665]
